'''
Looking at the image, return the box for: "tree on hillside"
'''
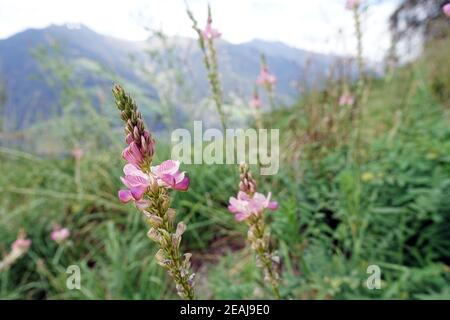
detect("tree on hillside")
[390,0,450,45]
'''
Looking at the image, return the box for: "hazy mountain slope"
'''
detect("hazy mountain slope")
[0,24,339,131]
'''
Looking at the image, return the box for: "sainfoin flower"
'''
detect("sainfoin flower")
[444,4,450,17]
[51,226,70,243]
[202,17,221,39]
[346,0,361,10]
[118,163,152,210]
[122,142,145,168]
[228,191,278,221]
[339,93,355,106]
[11,237,31,253]
[71,147,84,160]
[113,84,195,299]
[250,96,262,109]
[151,160,190,191]
[257,67,277,88]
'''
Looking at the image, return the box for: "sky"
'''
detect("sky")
[0,0,400,61]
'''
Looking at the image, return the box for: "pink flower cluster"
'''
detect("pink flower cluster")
[228,191,278,221]
[444,4,450,17]
[250,95,262,109]
[123,129,155,168]
[71,147,84,160]
[257,66,277,88]
[202,18,221,40]
[346,0,362,10]
[51,225,70,243]
[119,160,189,210]
[12,237,31,253]
[339,93,355,106]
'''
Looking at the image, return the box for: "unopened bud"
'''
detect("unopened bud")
[166,208,176,225]
[176,222,187,238]
[146,213,164,228]
[147,228,162,243]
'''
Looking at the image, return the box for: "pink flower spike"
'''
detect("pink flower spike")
[339,93,354,106]
[346,0,361,10]
[51,226,70,243]
[444,4,450,17]
[250,96,262,109]
[257,67,276,88]
[202,19,221,39]
[71,147,84,160]
[12,238,31,252]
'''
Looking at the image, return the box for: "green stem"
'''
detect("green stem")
[251,216,281,299]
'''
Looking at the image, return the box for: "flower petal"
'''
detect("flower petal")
[130,186,146,200]
[174,175,190,191]
[118,189,133,203]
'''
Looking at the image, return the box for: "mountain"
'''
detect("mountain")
[0,24,340,132]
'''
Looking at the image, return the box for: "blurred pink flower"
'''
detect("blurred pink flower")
[119,163,151,207]
[346,0,361,10]
[11,237,31,253]
[228,191,278,221]
[257,67,276,88]
[51,226,70,243]
[250,96,262,109]
[71,147,84,160]
[151,160,190,191]
[202,18,221,39]
[339,93,355,106]
[444,4,450,17]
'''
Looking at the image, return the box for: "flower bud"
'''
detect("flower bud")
[166,208,176,225]
[147,228,162,243]
[145,213,164,228]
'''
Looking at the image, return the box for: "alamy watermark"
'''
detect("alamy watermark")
[366,265,381,290]
[66,265,81,290]
[171,121,279,175]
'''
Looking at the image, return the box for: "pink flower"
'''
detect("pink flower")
[339,93,354,106]
[151,160,190,191]
[228,191,278,221]
[123,130,155,168]
[71,147,84,160]
[119,163,152,209]
[202,18,221,39]
[51,226,70,243]
[122,142,144,168]
[250,96,262,109]
[444,4,450,17]
[257,67,276,88]
[346,0,361,10]
[11,237,31,252]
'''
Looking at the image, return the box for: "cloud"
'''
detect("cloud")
[0,0,400,61]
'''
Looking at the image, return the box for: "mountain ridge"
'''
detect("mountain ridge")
[0,24,341,131]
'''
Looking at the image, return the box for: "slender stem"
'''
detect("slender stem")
[250,216,281,299]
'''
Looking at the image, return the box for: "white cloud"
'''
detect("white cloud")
[0,0,400,61]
